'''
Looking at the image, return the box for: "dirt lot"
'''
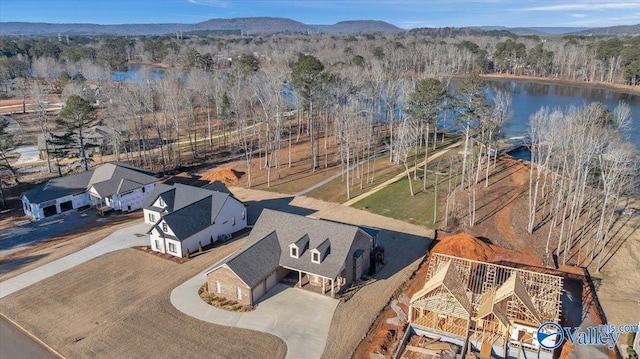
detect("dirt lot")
[0,245,287,359]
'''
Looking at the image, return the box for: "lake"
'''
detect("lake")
[112,67,640,150]
[483,79,640,150]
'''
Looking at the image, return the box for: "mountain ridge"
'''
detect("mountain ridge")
[0,17,403,35]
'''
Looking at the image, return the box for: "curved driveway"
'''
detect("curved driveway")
[171,270,338,359]
[0,223,150,299]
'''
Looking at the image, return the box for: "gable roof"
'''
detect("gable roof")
[410,260,473,317]
[88,162,158,197]
[494,273,542,325]
[23,162,158,204]
[145,183,243,241]
[222,231,281,288]
[212,209,373,287]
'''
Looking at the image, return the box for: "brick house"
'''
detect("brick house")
[204,209,378,306]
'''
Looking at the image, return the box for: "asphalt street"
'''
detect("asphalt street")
[0,317,56,359]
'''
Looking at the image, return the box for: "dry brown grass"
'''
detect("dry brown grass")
[0,246,286,359]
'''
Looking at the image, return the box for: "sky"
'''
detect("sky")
[1,0,639,29]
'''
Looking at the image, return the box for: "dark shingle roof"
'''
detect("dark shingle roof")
[22,170,94,203]
[144,183,243,241]
[216,209,373,284]
[224,231,281,288]
[22,162,158,203]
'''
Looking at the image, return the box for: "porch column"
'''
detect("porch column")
[298,271,302,288]
[408,305,413,323]
[330,278,334,297]
[322,277,326,294]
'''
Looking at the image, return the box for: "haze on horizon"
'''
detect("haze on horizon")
[1,0,639,29]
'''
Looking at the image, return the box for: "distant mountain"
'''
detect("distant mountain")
[0,17,402,36]
[312,21,403,34]
[569,24,640,36]
[474,26,590,36]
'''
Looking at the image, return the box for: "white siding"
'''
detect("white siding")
[178,198,247,257]
[143,208,162,224]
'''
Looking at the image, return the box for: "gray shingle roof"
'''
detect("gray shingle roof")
[22,162,158,204]
[224,231,281,288]
[144,183,243,242]
[22,170,94,203]
[215,209,372,285]
[88,162,158,197]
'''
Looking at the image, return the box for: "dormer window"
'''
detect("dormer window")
[159,197,165,207]
[290,246,298,258]
[312,238,330,264]
[312,251,320,263]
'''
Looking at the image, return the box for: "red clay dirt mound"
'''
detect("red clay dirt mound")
[433,232,543,267]
[201,168,242,186]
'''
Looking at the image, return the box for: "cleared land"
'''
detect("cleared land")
[0,245,287,359]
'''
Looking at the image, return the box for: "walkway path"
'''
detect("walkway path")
[342,140,462,207]
[294,150,388,197]
[171,264,338,359]
[0,222,149,299]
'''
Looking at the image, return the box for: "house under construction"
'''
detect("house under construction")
[408,253,563,358]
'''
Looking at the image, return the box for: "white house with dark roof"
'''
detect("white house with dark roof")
[143,182,246,258]
[204,209,378,306]
[21,162,159,220]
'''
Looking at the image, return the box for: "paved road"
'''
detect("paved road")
[0,222,150,299]
[0,317,56,359]
[171,266,338,359]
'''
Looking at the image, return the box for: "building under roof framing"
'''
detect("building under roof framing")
[409,253,563,357]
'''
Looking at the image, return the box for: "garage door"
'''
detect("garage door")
[266,271,277,290]
[43,205,57,217]
[252,280,266,303]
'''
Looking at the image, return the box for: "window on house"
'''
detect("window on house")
[159,197,165,207]
[168,242,176,253]
[242,211,245,220]
[290,247,298,258]
[312,252,320,263]
[148,213,155,222]
[232,216,236,226]
[142,187,145,193]
[154,240,160,250]
[215,281,221,294]
[162,222,167,232]
[236,287,242,300]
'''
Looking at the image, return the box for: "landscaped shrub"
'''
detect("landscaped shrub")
[198,241,203,253]
[186,249,190,258]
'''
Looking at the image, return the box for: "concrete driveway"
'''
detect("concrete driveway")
[0,222,150,299]
[171,271,338,359]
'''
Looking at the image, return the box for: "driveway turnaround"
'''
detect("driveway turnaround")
[0,222,150,299]
[171,272,338,359]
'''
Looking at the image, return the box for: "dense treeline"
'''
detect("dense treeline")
[2,31,640,86]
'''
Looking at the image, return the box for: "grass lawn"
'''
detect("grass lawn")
[306,134,461,204]
[306,154,400,203]
[352,172,450,229]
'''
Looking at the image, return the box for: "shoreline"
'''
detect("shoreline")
[478,73,640,95]
[124,62,640,96]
